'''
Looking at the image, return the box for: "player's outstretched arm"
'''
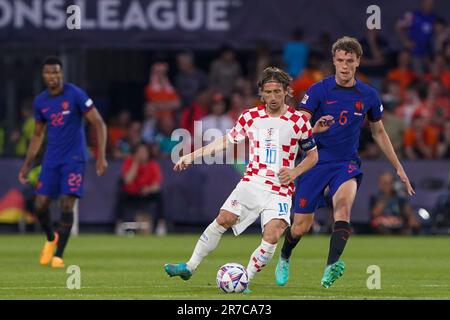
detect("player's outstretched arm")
[174,135,229,172]
[84,107,108,176]
[18,121,46,184]
[279,147,318,184]
[370,120,415,196]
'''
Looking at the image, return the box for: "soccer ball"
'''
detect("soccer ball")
[216,263,249,293]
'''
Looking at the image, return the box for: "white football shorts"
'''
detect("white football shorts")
[220,181,291,236]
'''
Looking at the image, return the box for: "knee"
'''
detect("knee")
[34,199,49,213]
[334,206,351,222]
[291,221,312,238]
[60,200,75,213]
[263,224,287,244]
[263,232,279,245]
[216,212,237,229]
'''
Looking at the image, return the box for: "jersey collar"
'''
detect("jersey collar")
[329,76,362,94]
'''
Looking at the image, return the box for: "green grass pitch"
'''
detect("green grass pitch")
[0,234,449,300]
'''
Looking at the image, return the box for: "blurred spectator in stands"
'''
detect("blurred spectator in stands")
[292,53,325,103]
[359,29,389,79]
[420,80,450,126]
[155,117,178,159]
[141,104,158,144]
[116,143,166,236]
[209,45,242,100]
[370,172,420,234]
[201,93,234,134]
[283,28,309,78]
[234,78,260,107]
[5,129,21,157]
[433,17,450,54]
[381,81,406,156]
[445,40,450,65]
[425,54,450,92]
[381,80,402,111]
[174,51,208,108]
[144,62,180,121]
[314,32,333,61]
[228,91,245,122]
[395,0,437,75]
[248,41,273,82]
[108,110,131,155]
[395,84,423,126]
[387,50,418,99]
[180,89,211,136]
[113,121,142,159]
[403,113,440,159]
[14,101,35,157]
[438,121,450,158]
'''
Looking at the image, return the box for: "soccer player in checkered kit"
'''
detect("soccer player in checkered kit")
[165,67,319,291]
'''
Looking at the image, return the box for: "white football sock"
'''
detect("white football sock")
[246,239,277,280]
[186,219,227,272]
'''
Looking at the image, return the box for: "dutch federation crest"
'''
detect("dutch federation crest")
[62,101,69,110]
[354,100,364,116]
[61,101,71,115]
[355,100,364,112]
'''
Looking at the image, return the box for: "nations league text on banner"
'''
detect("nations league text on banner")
[2,0,450,49]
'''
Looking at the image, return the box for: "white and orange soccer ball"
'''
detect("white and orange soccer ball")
[216,263,249,293]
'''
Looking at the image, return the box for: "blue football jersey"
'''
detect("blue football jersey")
[33,83,94,164]
[299,76,383,163]
[408,10,435,56]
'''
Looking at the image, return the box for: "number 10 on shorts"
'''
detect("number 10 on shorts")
[278,203,289,215]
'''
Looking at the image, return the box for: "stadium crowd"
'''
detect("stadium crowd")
[2,1,450,163]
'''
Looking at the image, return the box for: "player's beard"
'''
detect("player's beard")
[47,80,63,93]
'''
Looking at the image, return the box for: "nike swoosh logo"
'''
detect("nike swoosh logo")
[42,108,50,113]
[326,100,338,105]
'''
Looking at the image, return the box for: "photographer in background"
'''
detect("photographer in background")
[370,172,421,234]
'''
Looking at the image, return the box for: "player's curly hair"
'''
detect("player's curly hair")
[332,36,363,58]
[42,55,63,68]
[257,67,293,97]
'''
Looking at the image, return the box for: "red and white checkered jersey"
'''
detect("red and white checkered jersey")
[227,105,315,197]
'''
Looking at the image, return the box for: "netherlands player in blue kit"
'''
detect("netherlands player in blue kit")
[18,56,108,268]
[275,37,415,288]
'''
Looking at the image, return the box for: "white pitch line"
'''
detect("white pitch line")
[0,285,211,290]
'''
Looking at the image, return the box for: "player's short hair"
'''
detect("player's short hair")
[42,56,63,68]
[332,36,363,58]
[257,67,293,97]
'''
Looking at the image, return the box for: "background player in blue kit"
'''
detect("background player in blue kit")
[18,56,108,268]
[275,37,416,288]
